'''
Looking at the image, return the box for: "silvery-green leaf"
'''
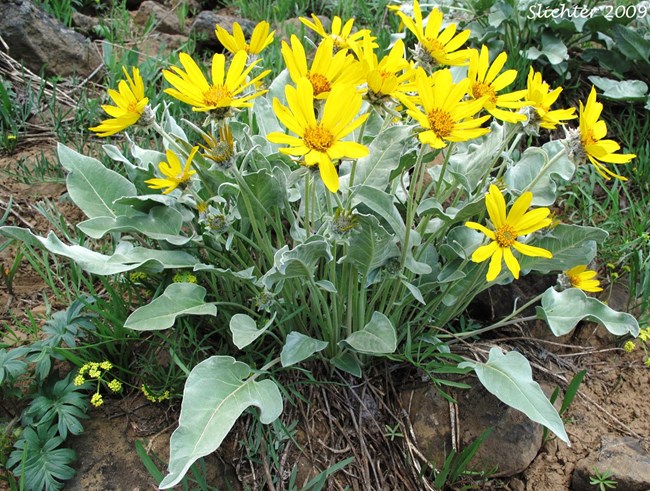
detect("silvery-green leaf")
[114,194,179,212]
[537,287,639,337]
[58,143,135,219]
[238,169,285,217]
[340,125,413,192]
[229,313,275,349]
[504,141,575,206]
[343,214,399,279]
[128,139,167,170]
[280,332,329,367]
[344,312,397,354]
[159,356,282,489]
[268,68,291,105]
[315,280,337,293]
[587,76,648,101]
[401,279,425,305]
[518,224,608,274]
[330,351,362,377]
[526,33,568,64]
[459,347,569,444]
[162,106,188,142]
[352,185,406,237]
[0,227,198,275]
[417,197,485,227]
[442,227,485,261]
[261,238,332,288]
[77,206,190,245]
[193,264,256,281]
[252,96,283,154]
[448,121,506,192]
[124,283,216,331]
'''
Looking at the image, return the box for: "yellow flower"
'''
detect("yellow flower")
[145,146,199,194]
[525,68,576,129]
[467,46,527,123]
[575,86,636,180]
[565,265,603,292]
[91,393,103,407]
[404,68,490,149]
[163,51,270,116]
[644,357,650,367]
[74,374,85,386]
[267,78,369,193]
[281,36,364,100]
[215,21,274,55]
[396,0,471,66]
[360,38,415,106]
[299,14,373,55]
[623,340,636,352]
[100,361,113,370]
[639,327,650,343]
[108,379,123,393]
[466,185,553,281]
[89,66,149,137]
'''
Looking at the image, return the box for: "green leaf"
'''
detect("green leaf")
[459,347,569,444]
[343,214,399,280]
[587,76,648,101]
[280,332,329,367]
[448,121,506,192]
[536,287,639,337]
[330,351,362,377]
[229,313,275,349]
[340,125,413,191]
[159,356,283,489]
[58,143,135,219]
[352,185,406,237]
[526,32,568,64]
[504,141,575,206]
[77,206,190,245]
[517,224,608,274]
[124,283,217,331]
[261,237,332,288]
[344,312,397,354]
[610,23,650,62]
[0,227,198,275]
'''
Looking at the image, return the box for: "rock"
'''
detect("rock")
[133,0,185,35]
[572,435,650,491]
[72,11,100,37]
[0,0,102,78]
[402,378,544,477]
[189,10,256,51]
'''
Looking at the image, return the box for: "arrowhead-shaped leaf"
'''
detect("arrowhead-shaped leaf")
[159,356,283,489]
[229,313,275,349]
[125,283,216,331]
[344,312,397,354]
[460,347,569,445]
[537,287,639,337]
[58,143,135,219]
[280,332,329,367]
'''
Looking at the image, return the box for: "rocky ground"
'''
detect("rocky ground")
[1,1,649,489]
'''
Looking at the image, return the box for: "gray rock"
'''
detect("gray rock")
[133,0,186,35]
[402,378,544,477]
[72,11,99,37]
[0,0,102,78]
[572,435,650,491]
[189,10,255,51]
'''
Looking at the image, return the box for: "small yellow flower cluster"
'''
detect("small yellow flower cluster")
[141,384,171,403]
[75,360,123,408]
[129,271,148,283]
[172,272,198,284]
[623,327,650,367]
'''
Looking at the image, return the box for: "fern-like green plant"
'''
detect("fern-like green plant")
[7,423,76,491]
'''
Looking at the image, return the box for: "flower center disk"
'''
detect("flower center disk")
[304,125,334,152]
[427,109,454,137]
[203,85,233,107]
[307,73,332,96]
[495,223,517,247]
[472,82,497,105]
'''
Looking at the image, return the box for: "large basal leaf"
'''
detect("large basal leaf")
[0,227,198,275]
[588,76,648,101]
[229,313,275,349]
[343,214,399,280]
[77,206,190,245]
[159,356,283,489]
[517,224,608,274]
[504,141,575,206]
[58,143,135,219]
[124,283,216,331]
[537,287,639,337]
[448,121,505,192]
[261,237,332,289]
[280,332,329,367]
[344,312,397,354]
[460,347,569,444]
[340,125,413,191]
[239,168,285,214]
